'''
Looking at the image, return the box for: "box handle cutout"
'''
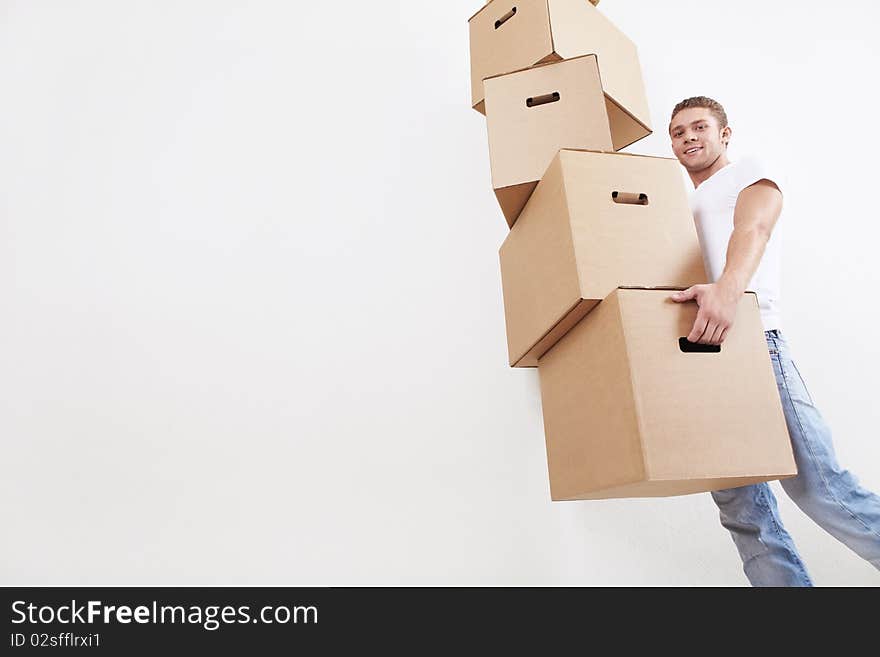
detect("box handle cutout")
[679,338,721,354]
[612,191,649,206]
[526,91,560,108]
[494,7,517,30]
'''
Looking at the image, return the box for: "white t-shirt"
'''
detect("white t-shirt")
[689,156,785,332]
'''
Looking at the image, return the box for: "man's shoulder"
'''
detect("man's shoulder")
[732,154,769,177]
[732,154,786,194]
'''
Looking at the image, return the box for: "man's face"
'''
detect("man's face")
[669,107,730,172]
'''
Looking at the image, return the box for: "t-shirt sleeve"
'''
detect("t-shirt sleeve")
[736,155,786,197]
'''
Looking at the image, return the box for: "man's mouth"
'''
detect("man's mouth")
[684,146,703,156]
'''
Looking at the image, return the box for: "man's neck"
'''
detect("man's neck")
[689,152,731,188]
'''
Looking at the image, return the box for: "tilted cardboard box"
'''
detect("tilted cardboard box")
[537,287,798,501]
[484,0,599,4]
[499,149,706,367]
[485,55,648,226]
[469,0,646,135]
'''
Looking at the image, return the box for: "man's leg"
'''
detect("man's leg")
[708,329,814,586]
[710,482,813,586]
[771,331,880,568]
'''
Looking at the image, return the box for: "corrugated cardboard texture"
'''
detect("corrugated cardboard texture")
[484,55,614,225]
[537,288,797,501]
[499,149,707,368]
[618,289,797,482]
[469,0,651,144]
[538,291,646,500]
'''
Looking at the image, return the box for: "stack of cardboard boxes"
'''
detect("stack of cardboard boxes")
[468,0,797,500]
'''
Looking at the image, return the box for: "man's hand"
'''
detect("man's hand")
[670,279,742,345]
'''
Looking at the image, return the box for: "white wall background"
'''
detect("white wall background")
[1,0,878,586]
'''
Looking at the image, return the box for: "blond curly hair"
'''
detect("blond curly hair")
[669,96,728,131]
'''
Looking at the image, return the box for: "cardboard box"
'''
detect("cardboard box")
[538,287,798,501]
[486,0,599,3]
[499,149,706,367]
[469,0,647,132]
[486,0,599,4]
[485,54,648,226]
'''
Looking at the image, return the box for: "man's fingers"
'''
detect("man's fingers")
[718,327,729,345]
[671,286,698,303]
[698,321,718,345]
[688,315,709,343]
[707,324,725,346]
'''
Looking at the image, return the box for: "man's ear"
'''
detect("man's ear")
[722,125,732,146]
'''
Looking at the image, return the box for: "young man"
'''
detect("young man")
[668,96,880,586]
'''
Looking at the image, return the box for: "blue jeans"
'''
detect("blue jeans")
[710,329,880,586]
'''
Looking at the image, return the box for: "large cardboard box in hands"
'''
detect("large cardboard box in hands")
[499,149,706,367]
[484,55,651,226]
[538,287,797,501]
[469,0,647,134]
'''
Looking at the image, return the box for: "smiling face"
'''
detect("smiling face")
[669,107,732,176]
